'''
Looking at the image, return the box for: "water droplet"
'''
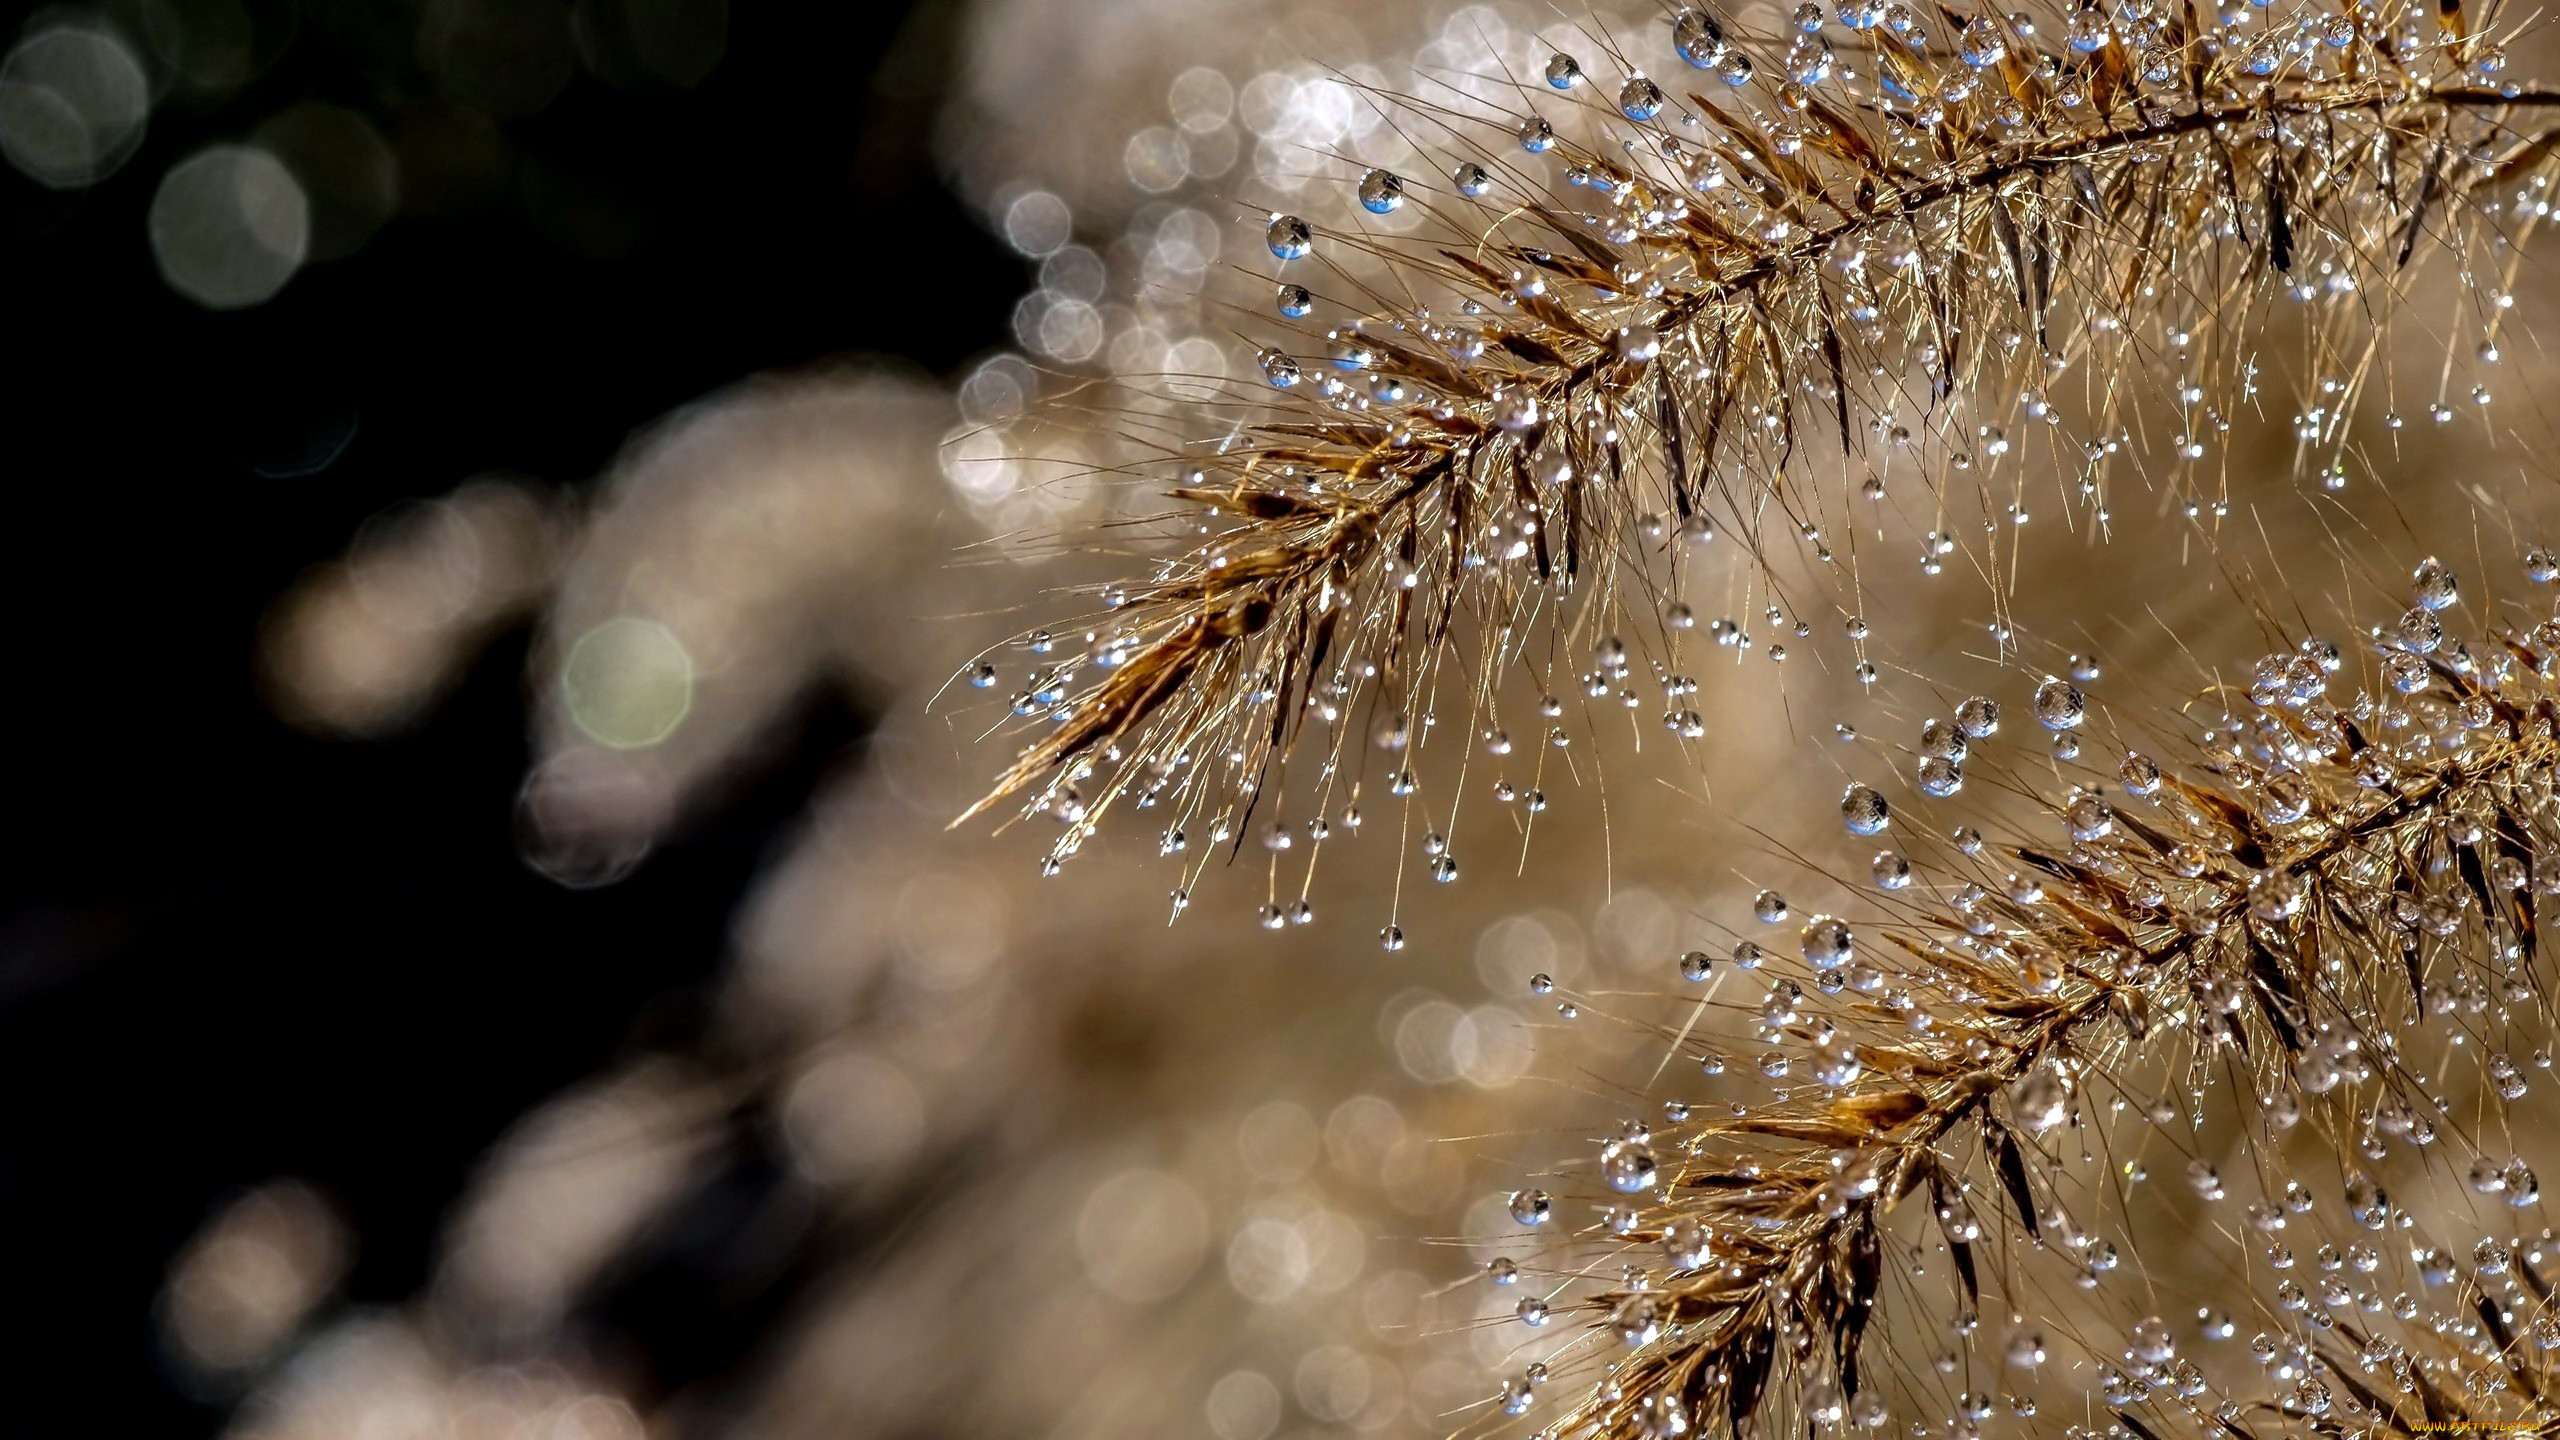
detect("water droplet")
[2032,677,2085,730]
[1674,9,1728,66]
[1265,213,1311,260]
[2010,1065,2067,1132]
[1601,1138,1658,1193]
[1619,75,1666,119]
[1836,782,1888,836]
[2411,556,2459,612]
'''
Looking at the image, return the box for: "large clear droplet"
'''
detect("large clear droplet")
[1265,213,1311,259]
[1356,168,1404,214]
[1674,9,1727,67]
[1619,75,1666,119]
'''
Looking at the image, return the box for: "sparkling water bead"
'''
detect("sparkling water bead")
[2032,676,2086,730]
[1265,213,1311,260]
[1618,75,1665,120]
[1840,783,1890,834]
[1356,168,1404,214]
[1673,8,1727,66]
[1960,15,2006,65]
[1801,916,1852,965]
[1872,851,1911,889]
[1509,1188,1552,1225]
[1518,116,1556,152]
[1611,1293,1663,1345]
[1920,717,1968,761]
[1600,1138,1658,1193]
[1785,33,1833,84]
[1451,161,1492,198]
[1275,283,1311,318]
[2410,555,2458,611]
[1812,1039,1860,1086]
[1661,1216,1710,1268]
[1956,695,2000,737]
[2010,1065,2067,1132]
[2395,607,2442,654]
[1258,347,1299,388]
[1545,51,1583,88]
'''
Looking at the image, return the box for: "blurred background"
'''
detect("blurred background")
[4,2,1654,1435]
[0,1,1006,1431]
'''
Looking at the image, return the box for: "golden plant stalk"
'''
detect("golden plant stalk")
[1507,603,2560,1437]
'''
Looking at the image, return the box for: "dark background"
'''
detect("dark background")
[0,2,1012,1429]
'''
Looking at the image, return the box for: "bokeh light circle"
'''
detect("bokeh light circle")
[560,616,694,749]
[148,144,310,308]
[0,24,149,188]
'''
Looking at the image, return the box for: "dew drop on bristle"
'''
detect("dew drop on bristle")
[2410,556,2459,611]
[1841,783,1890,834]
[1618,75,1666,120]
[1674,8,1727,66]
[2033,677,2086,730]
[1264,213,1310,260]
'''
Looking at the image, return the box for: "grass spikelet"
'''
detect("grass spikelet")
[958,0,2560,896]
[1473,560,2560,1439]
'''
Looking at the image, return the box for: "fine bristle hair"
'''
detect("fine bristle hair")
[946,1,2560,1437]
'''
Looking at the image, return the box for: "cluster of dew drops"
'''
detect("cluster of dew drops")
[965,0,2545,952]
[1458,549,2560,1435]
[1242,0,2531,476]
